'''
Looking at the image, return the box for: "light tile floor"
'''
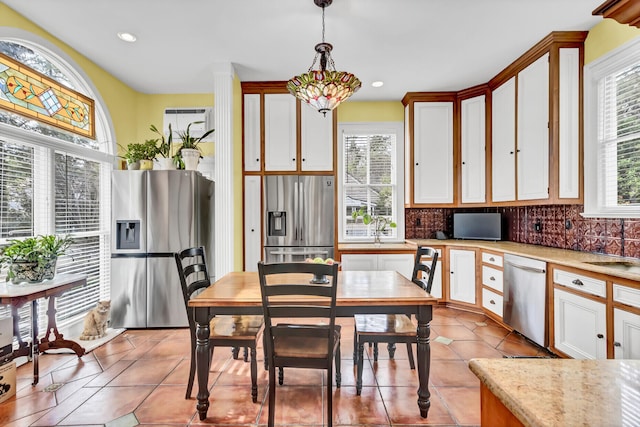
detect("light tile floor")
[0,306,551,426]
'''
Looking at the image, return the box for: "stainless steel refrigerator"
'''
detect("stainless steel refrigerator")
[110,170,215,328]
[263,175,334,263]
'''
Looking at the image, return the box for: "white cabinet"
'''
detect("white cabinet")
[460,95,486,203]
[264,94,297,171]
[412,102,454,204]
[517,53,549,200]
[491,77,516,202]
[553,288,607,359]
[301,107,333,171]
[243,176,262,272]
[341,253,414,280]
[558,48,580,199]
[448,249,476,304]
[243,94,261,172]
[613,308,640,359]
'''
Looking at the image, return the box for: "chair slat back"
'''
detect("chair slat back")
[174,247,211,329]
[411,246,439,294]
[257,261,339,350]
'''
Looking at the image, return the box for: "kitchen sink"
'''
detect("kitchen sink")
[584,260,640,274]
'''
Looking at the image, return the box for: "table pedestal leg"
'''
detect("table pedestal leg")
[195,309,211,420]
[38,297,85,357]
[416,305,432,418]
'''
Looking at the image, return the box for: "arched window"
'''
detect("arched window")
[0,36,114,335]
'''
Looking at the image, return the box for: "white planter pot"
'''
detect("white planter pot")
[155,157,175,170]
[181,149,200,171]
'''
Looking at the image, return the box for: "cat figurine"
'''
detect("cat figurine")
[78,301,111,340]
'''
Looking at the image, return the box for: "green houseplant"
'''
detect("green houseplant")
[351,207,397,245]
[150,123,177,169]
[119,140,158,170]
[177,121,214,170]
[0,234,73,283]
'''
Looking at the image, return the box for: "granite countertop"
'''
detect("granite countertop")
[469,358,640,427]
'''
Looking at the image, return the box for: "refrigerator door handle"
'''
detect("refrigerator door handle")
[293,179,299,241]
[299,180,304,242]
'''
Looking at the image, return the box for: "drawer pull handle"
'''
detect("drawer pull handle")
[614,341,621,347]
[490,276,495,281]
[489,300,496,305]
[489,257,495,262]
[597,334,604,339]
[572,279,584,286]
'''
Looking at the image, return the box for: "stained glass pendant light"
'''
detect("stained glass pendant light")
[287,0,361,116]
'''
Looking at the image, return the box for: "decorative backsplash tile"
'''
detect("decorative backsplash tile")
[405,205,640,259]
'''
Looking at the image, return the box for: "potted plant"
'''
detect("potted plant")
[138,139,159,170]
[119,142,145,169]
[351,207,397,245]
[150,123,176,170]
[0,234,73,283]
[177,121,214,170]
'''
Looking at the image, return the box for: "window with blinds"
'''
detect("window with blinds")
[342,131,398,240]
[585,36,640,218]
[598,63,640,207]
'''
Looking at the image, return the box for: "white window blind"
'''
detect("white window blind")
[598,64,640,207]
[0,140,34,238]
[340,125,403,241]
[585,36,640,218]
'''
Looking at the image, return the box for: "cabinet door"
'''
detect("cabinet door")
[413,102,454,204]
[448,249,476,304]
[553,288,606,359]
[558,48,580,199]
[430,260,443,299]
[377,253,414,280]
[243,94,261,172]
[613,308,640,359]
[460,95,486,203]
[264,94,297,171]
[491,78,516,202]
[301,107,333,171]
[340,254,377,271]
[243,176,262,272]
[517,53,549,200]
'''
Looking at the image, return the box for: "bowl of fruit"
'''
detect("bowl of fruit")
[304,257,337,284]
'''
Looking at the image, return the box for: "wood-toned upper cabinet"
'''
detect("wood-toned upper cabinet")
[264,94,297,171]
[300,107,333,171]
[517,53,549,201]
[460,94,486,203]
[243,94,261,172]
[412,101,454,204]
[491,77,516,202]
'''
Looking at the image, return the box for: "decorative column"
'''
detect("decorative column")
[212,62,235,278]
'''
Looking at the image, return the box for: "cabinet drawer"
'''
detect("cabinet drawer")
[482,252,503,267]
[613,284,640,309]
[482,288,503,318]
[482,266,503,292]
[553,268,606,298]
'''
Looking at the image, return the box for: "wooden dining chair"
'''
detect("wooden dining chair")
[352,245,438,395]
[257,261,341,427]
[175,247,264,402]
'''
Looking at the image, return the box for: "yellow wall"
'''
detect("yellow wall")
[337,101,405,122]
[585,18,640,64]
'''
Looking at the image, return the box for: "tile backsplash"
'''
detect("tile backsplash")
[405,205,640,259]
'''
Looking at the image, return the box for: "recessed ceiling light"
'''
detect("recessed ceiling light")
[371,81,384,88]
[117,32,137,43]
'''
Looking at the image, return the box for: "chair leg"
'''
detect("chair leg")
[388,342,396,359]
[244,346,249,362]
[352,327,358,364]
[263,333,268,370]
[373,342,379,362]
[232,346,240,359]
[335,341,341,388]
[268,362,276,427]
[250,346,258,403]
[356,339,364,396]
[278,366,284,385]
[327,362,333,427]
[406,342,415,370]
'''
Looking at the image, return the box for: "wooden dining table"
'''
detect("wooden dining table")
[188,270,438,421]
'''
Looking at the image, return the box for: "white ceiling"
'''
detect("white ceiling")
[1,0,604,101]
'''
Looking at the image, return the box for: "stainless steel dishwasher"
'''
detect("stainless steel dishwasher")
[503,254,548,347]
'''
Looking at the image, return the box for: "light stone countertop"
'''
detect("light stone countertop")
[339,239,640,283]
[468,358,640,427]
